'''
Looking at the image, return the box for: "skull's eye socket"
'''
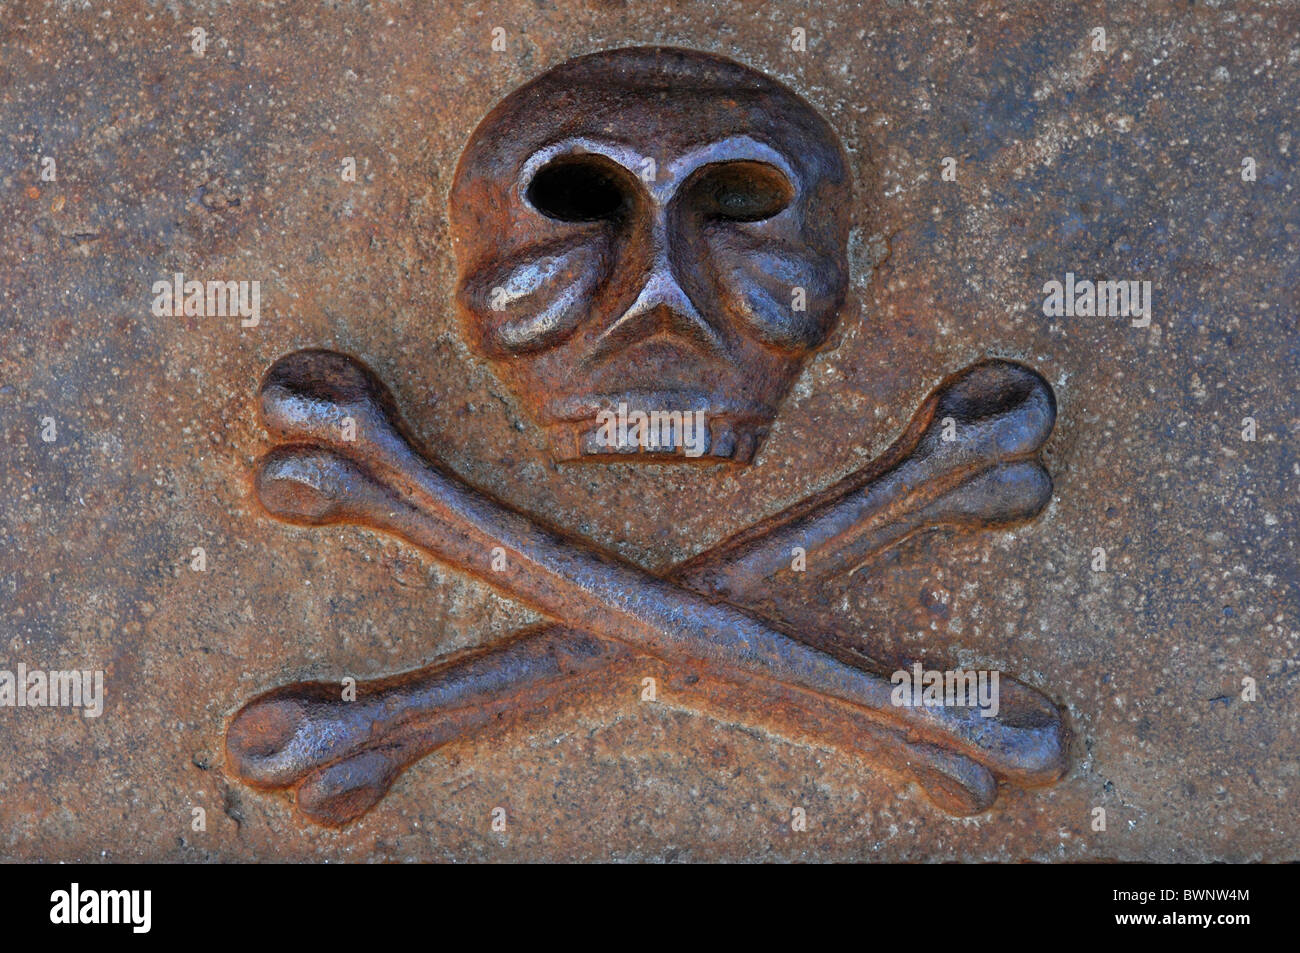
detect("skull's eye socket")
[526,156,632,223]
[690,161,794,223]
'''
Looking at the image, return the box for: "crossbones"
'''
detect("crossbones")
[226,349,1068,826]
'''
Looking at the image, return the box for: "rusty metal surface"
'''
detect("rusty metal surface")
[1,0,1297,862]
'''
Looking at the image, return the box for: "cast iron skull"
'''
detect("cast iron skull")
[450,46,852,463]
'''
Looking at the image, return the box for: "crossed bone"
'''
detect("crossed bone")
[226,350,1068,826]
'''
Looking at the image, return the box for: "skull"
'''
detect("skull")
[450,46,852,463]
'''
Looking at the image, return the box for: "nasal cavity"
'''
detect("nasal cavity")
[526,156,632,223]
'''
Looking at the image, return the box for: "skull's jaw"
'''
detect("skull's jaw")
[542,391,775,464]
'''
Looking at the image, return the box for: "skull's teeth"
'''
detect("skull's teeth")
[732,428,757,464]
[553,417,769,462]
[578,430,638,455]
[710,421,736,458]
